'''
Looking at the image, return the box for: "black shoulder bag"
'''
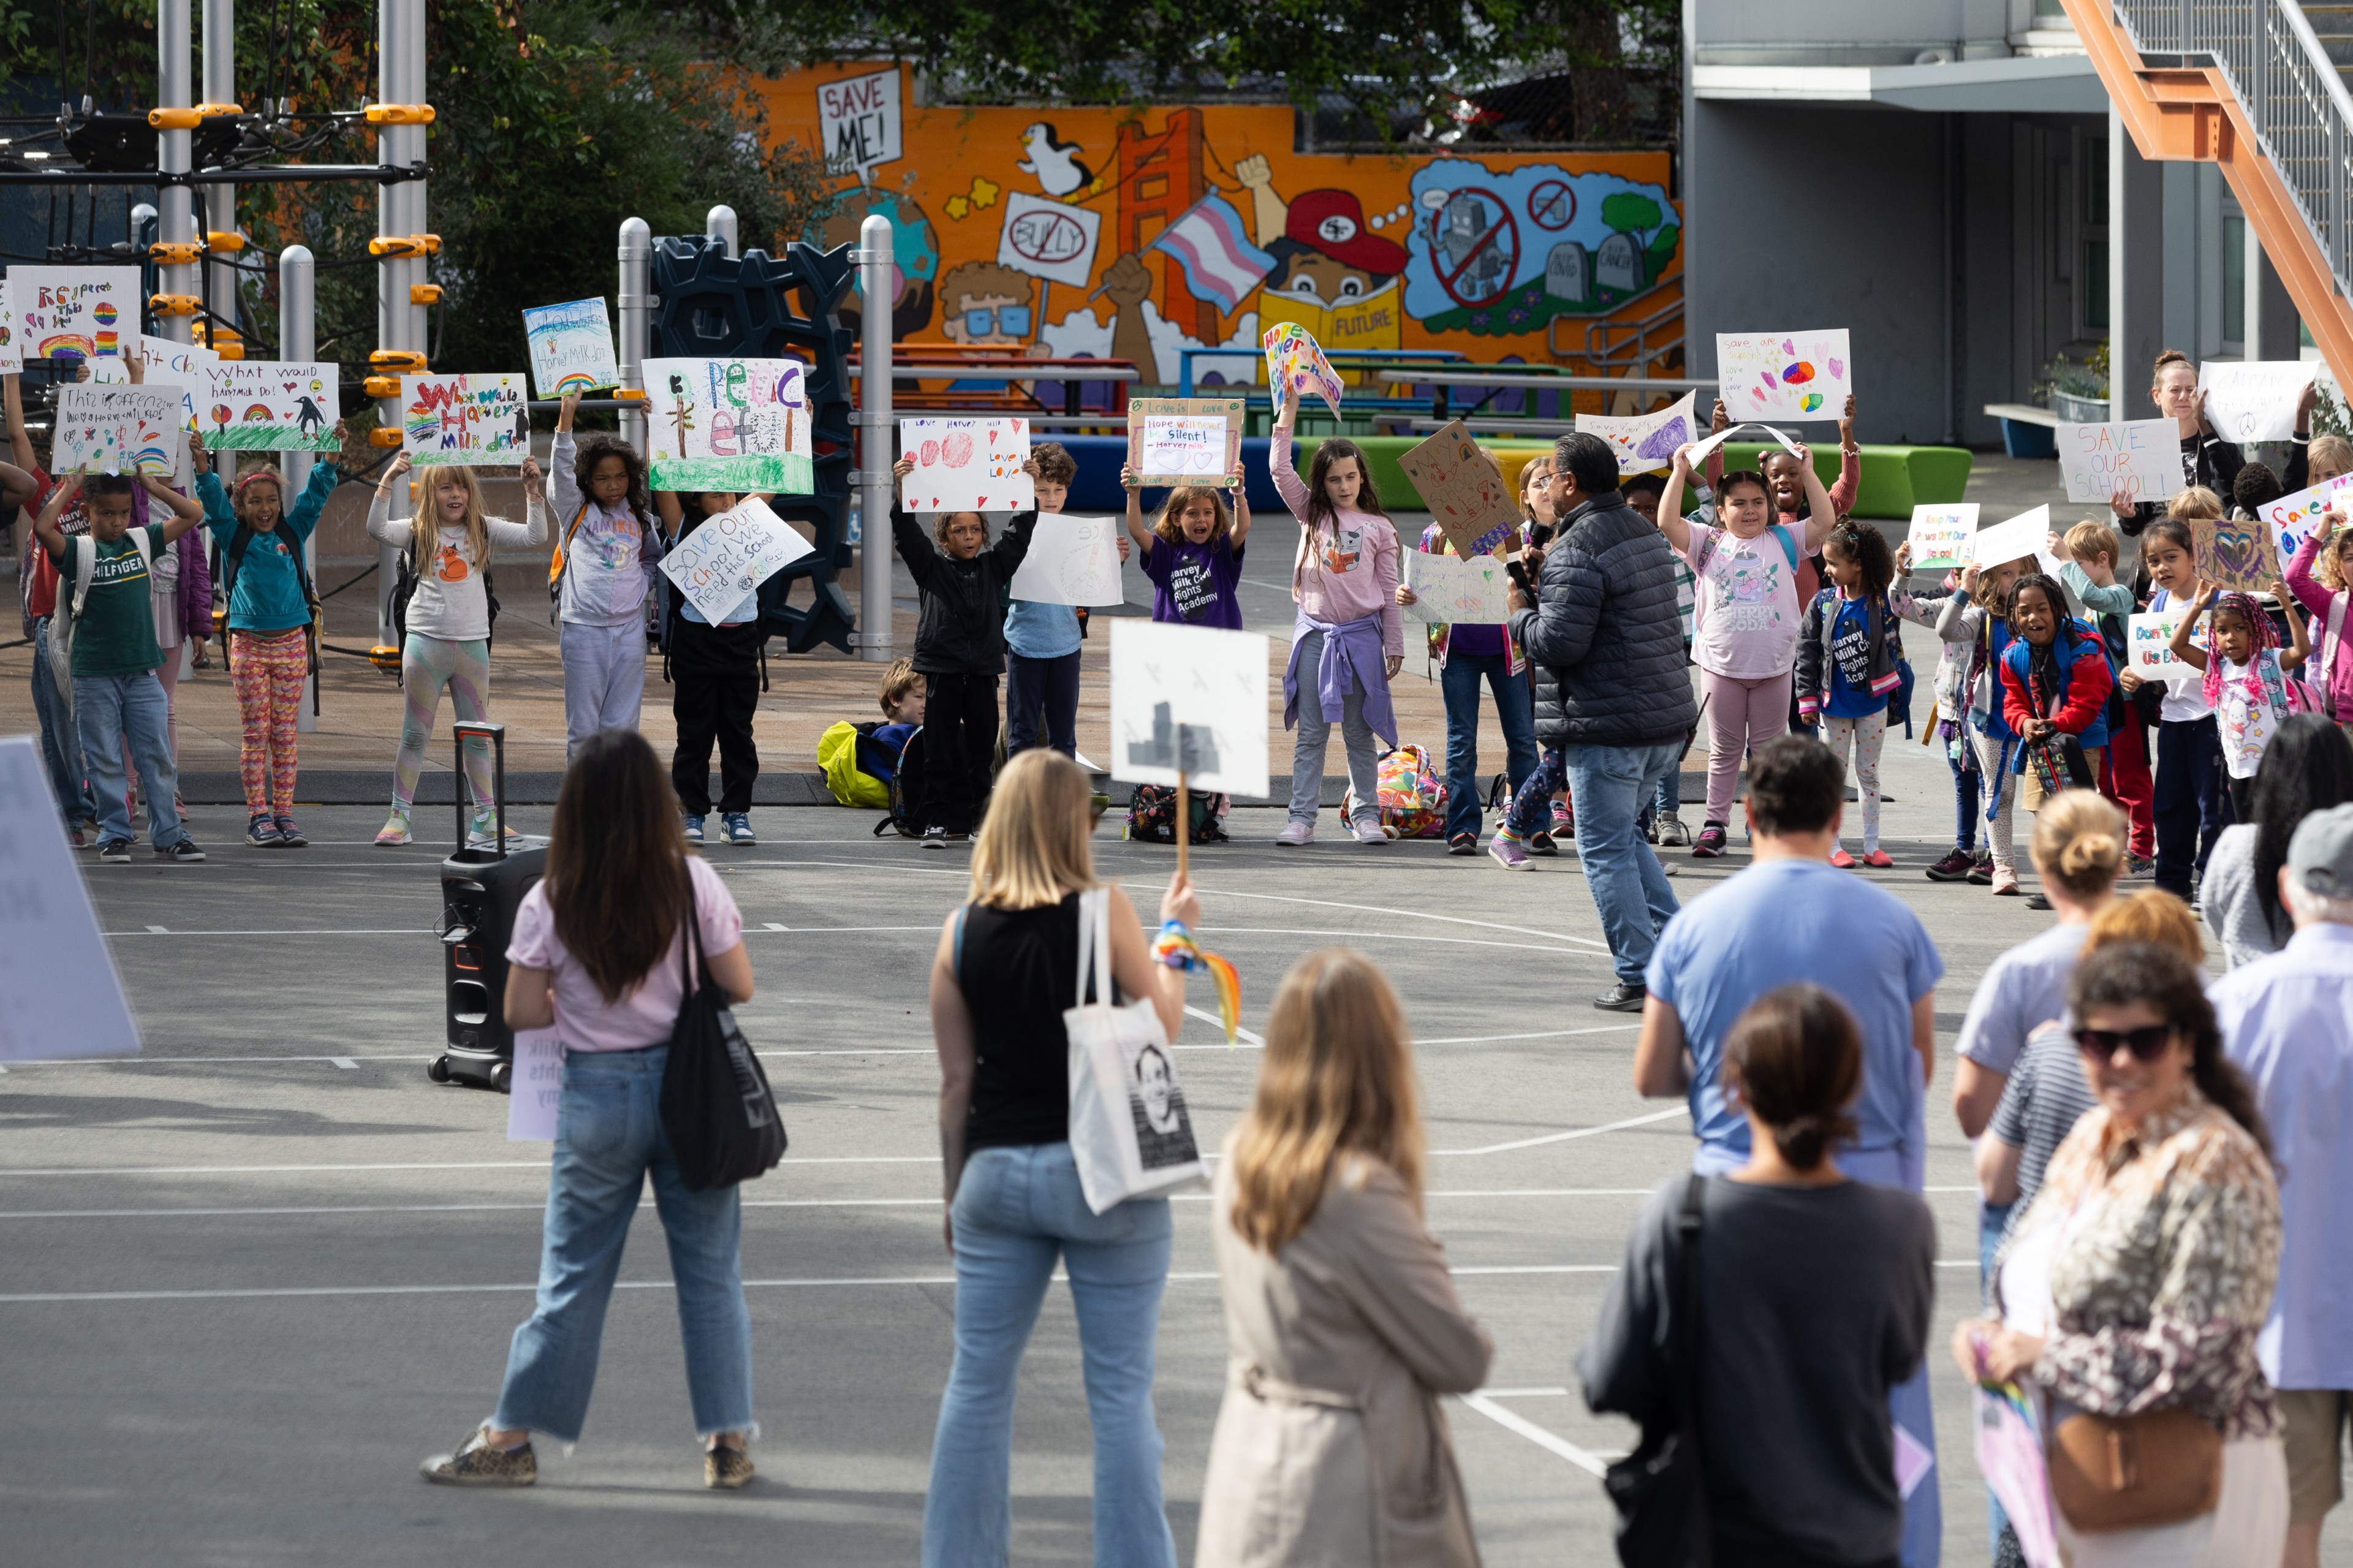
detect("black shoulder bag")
[657,900,787,1191]
[1604,1173,1713,1567]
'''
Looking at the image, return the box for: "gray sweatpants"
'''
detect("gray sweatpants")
[1289,627,1382,826]
[560,618,648,763]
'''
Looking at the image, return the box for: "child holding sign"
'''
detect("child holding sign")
[1794,520,1905,867]
[1272,384,1401,846]
[1396,501,1537,857]
[1930,552,2038,893]
[1005,443,1129,760]
[551,393,665,762]
[2282,507,2353,725]
[1126,467,1250,631]
[2120,511,2228,899]
[2169,585,2311,819]
[654,488,764,846]
[2048,519,2154,870]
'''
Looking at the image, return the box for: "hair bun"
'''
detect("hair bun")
[2061,832,2123,876]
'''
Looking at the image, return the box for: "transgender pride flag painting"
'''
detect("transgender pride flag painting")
[1147,194,1277,316]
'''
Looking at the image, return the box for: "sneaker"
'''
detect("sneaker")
[156,837,205,863]
[98,838,133,863]
[1275,819,1314,847]
[272,816,307,849]
[683,814,707,845]
[1352,818,1389,844]
[705,1444,754,1491]
[722,812,757,846]
[1991,866,2021,896]
[1692,823,1728,858]
[468,811,525,849]
[1550,801,1574,835]
[246,815,282,849]
[1488,834,1531,871]
[920,825,949,850]
[376,812,413,847]
[1925,848,1975,882]
[1654,814,1691,848]
[420,1426,537,1488]
[1861,850,1894,869]
[2025,890,2053,911]
[1593,981,1648,1013]
[1447,833,1478,856]
[78,816,101,842]
[1966,860,1995,886]
[2124,853,2156,880]
[1830,848,1857,869]
[66,825,86,849]
[1529,830,1559,857]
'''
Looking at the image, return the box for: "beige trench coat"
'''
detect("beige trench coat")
[1195,1140,1495,1568]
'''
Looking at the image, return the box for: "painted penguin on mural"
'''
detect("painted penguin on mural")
[1017,123,1093,198]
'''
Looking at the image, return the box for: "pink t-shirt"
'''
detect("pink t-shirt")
[1271,426,1403,655]
[507,854,745,1052]
[1683,521,1802,681]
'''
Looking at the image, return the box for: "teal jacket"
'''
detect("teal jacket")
[198,462,339,634]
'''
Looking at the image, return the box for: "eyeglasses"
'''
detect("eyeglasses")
[961,306,1031,338]
[2072,1024,2175,1062]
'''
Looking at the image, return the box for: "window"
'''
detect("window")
[2082,137,2110,335]
[2223,212,2246,350]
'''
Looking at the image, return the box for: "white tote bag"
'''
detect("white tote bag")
[1065,887,1207,1213]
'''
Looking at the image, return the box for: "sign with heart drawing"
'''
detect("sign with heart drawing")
[2193,513,2279,594]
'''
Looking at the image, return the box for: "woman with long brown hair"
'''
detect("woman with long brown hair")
[1196,949,1493,1567]
[420,729,759,1491]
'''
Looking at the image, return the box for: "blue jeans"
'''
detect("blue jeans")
[1564,739,1684,985]
[492,1045,754,1442]
[924,1142,1176,1568]
[32,619,94,828]
[72,670,184,849]
[1438,652,1537,841]
[1006,650,1081,758]
[2153,716,2227,898]
[1946,738,1980,853]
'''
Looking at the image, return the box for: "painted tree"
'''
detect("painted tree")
[1601,192,1664,249]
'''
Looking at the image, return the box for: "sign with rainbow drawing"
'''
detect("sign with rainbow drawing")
[201,362,341,450]
[53,384,180,475]
[401,373,528,466]
[1716,328,1851,423]
[9,266,138,366]
[2257,473,2353,571]
[642,356,814,493]
[522,298,620,397]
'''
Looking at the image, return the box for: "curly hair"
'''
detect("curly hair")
[1822,517,1894,599]
[572,435,654,529]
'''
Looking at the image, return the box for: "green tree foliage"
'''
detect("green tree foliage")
[1600,191,1661,240]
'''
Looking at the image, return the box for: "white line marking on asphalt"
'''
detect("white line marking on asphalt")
[1478,1387,1572,1398]
[1415,1025,1639,1045]
[1184,1006,1265,1047]
[103,928,434,937]
[1134,882,1616,953]
[763,922,789,931]
[0,1155,943,1178]
[328,1058,358,1070]
[1434,1107,1688,1156]
[145,925,169,933]
[1457,1393,1610,1476]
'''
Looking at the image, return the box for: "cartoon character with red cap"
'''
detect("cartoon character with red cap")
[1237,160,1409,307]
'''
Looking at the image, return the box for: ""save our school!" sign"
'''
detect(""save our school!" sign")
[2058,419,2184,506]
[659,496,815,624]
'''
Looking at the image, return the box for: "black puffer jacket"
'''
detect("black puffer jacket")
[892,501,1037,675]
[1511,490,1697,748]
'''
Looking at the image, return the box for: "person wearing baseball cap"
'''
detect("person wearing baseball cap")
[1264,189,1407,307]
[2213,796,2353,1568]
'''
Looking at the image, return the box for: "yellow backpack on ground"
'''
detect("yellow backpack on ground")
[819,721,893,808]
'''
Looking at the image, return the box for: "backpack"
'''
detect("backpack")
[1124,783,1229,845]
[819,720,900,809]
[217,518,321,675]
[547,501,592,624]
[1340,744,1450,839]
[50,530,157,711]
[873,724,930,838]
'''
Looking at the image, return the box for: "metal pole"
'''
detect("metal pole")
[618,217,651,452]
[374,0,425,645]
[156,0,194,344]
[857,214,895,663]
[200,0,237,356]
[706,205,738,258]
[281,244,319,732]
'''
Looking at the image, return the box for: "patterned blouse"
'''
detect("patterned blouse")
[2009,1086,2281,1441]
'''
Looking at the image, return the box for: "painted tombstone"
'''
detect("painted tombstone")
[1596,232,1643,293]
[1544,242,1588,303]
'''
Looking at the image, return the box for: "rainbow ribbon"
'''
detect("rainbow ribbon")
[1153,920,1241,1045]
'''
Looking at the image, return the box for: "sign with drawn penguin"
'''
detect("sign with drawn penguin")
[202,362,341,450]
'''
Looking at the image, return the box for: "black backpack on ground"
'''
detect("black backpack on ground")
[874,724,930,838]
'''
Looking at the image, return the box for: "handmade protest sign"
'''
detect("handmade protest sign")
[643,355,814,493]
[2129,607,2210,675]
[2199,360,2315,444]
[2057,419,2182,505]
[2256,473,2353,569]
[1009,513,1126,606]
[1716,328,1851,422]
[1903,502,1980,571]
[659,495,815,624]
[2193,513,2279,593]
[1401,547,1512,626]
[1128,396,1243,487]
[402,373,527,465]
[0,280,17,374]
[1975,1384,2063,1568]
[900,416,1034,513]
[1261,322,1343,417]
[523,298,619,397]
[1966,505,2052,576]
[1111,619,1270,798]
[9,265,138,366]
[1576,390,1697,475]
[53,384,180,474]
[506,1029,563,1141]
[202,361,341,450]
[1686,419,1802,468]
[0,736,140,1061]
[128,333,218,386]
[1398,420,1520,559]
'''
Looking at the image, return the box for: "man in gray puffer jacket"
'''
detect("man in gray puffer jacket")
[1509,433,1698,1010]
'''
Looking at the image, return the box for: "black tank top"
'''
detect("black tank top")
[958,892,1104,1150]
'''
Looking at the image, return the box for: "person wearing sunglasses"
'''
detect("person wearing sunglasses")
[1953,941,2286,1566]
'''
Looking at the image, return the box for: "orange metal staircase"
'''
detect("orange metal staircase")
[2061,0,2353,374]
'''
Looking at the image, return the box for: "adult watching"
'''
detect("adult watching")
[2199,714,2353,969]
[1507,430,1698,1011]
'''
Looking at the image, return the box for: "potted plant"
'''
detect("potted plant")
[2037,343,2109,423]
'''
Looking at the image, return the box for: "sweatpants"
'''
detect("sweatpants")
[670,619,763,817]
[392,634,493,812]
[1287,626,1383,827]
[560,618,647,762]
[2101,717,2155,858]
[230,627,308,817]
[1823,709,1887,854]
[1005,650,1080,758]
[1699,667,1791,825]
[923,670,1000,835]
[2153,716,2227,899]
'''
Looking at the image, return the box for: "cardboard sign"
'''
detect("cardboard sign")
[643,355,815,493]
[2193,514,2280,593]
[202,361,341,450]
[401,373,528,466]
[2129,608,2210,675]
[1576,390,1697,475]
[0,736,141,1061]
[659,495,815,623]
[2257,473,2353,571]
[1401,547,1511,626]
[1968,506,2051,575]
[1716,328,1851,422]
[52,384,180,474]
[506,1029,564,1141]
[1261,322,1343,417]
[0,279,17,375]
[1110,619,1270,798]
[1398,420,1520,559]
[9,265,138,366]
[1129,396,1243,487]
[522,298,619,397]
[2199,360,2316,444]
[900,416,1034,512]
[2057,419,2183,506]
[1008,513,1126,606]
[1904,502,1980,571]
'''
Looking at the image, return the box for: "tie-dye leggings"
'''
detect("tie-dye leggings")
[229,628,308,816]
[392,634,494,811]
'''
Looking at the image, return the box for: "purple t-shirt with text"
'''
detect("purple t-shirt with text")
[1142,535,1245,629]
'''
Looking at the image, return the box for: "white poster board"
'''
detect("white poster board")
[1968,506,2052,574]
[1904,502,1980,570]
[2128,608,2209,675]
[1110,619,1270,798]
[659,496,815,623]
[817,66,903,178]
[9,265,139,366]
[2199,360,2316,444]
[1401,548,1512,625]
[1008,513,1126,606]
[2257,473,2353,571]
[1687,420,1802,467]
[401,373,528,465]
[0,736,140,1060]
[1576,390,1697,475]
[900,416,1034,512]
[53,384,181,474]
[202,361,341,450]
[1715,328,1851,423]
[643,356,814,493]
[2057,419,2183,505]
[522,298,620,397]
[1137,415,1229,480]
[996,192,1102,289]
[506,1028,564,1141]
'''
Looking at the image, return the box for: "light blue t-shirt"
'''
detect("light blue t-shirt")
[1646,858,1946,1173]
[1004,598,1081,660]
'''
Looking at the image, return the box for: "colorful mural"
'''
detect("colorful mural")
[762,67,1679,386]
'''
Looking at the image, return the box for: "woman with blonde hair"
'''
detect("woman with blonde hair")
[1197,949,1492,1567]
[923,748,1196,1568]
[367,452,547,846]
